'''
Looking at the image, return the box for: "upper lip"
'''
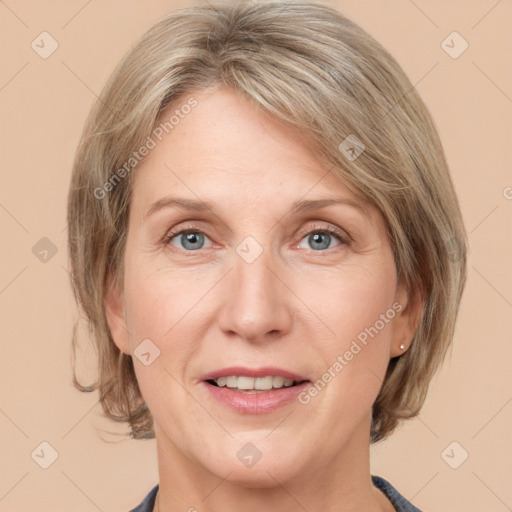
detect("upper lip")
[199,366,309,382]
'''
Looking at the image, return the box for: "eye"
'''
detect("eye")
[164,226,213,252]
[162,222,351,254]
[296,224,350,252]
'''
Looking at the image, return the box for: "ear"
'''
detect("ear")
[104,273,132,355]
[389,280,424,358]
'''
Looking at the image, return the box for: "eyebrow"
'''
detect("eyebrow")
[144,196,369,219]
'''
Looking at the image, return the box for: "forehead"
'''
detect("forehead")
[131,86,365,216]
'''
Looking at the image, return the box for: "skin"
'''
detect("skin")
[106,84,420,512]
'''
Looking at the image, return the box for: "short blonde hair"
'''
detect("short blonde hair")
[67,0,467,443]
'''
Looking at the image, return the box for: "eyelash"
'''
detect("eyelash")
[162,222,351,255]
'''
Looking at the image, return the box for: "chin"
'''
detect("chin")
[208,460,300,489]
[196,437,310,488]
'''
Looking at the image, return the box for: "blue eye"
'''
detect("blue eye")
[163,224,350,254]
[166,230,212,251]
[303,230,339,251]
[299,226,351,252]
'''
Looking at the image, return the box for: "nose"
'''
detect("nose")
[217,245,294,344]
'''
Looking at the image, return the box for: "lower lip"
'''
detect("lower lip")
[201,381,310,414]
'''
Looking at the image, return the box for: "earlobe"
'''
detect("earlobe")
[104,273,132,355]
[390,282,424,358]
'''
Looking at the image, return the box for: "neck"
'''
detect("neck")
[153,416,393,512]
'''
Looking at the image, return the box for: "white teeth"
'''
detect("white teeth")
[225,376,238,388]
[237,376,255,390]
[273,376,284,388]
[255,376,273,390]
[216,376,227,387]
[212,375,300,390]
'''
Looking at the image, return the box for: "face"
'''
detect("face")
[106,85,416,486]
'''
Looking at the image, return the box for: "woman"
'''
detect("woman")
[67,1,467,511]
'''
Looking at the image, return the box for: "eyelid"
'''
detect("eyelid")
[162,222,213,246]
[162,221,352,253]
[295,222,352,245]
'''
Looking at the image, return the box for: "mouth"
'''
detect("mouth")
[205,375,309,394]
[199,366,311,413]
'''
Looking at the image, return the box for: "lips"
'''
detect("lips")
[198,366,311,413]
[210,375,298,391]
[200,380,310,413]
[199,366,308,382]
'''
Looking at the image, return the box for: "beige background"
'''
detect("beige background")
[1,0,511,511]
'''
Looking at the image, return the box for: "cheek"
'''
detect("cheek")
[302,259,398,399]
[121,254,212,406]
[123,255,203,342]
[120,267,200,418]
[307,260,397,346]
